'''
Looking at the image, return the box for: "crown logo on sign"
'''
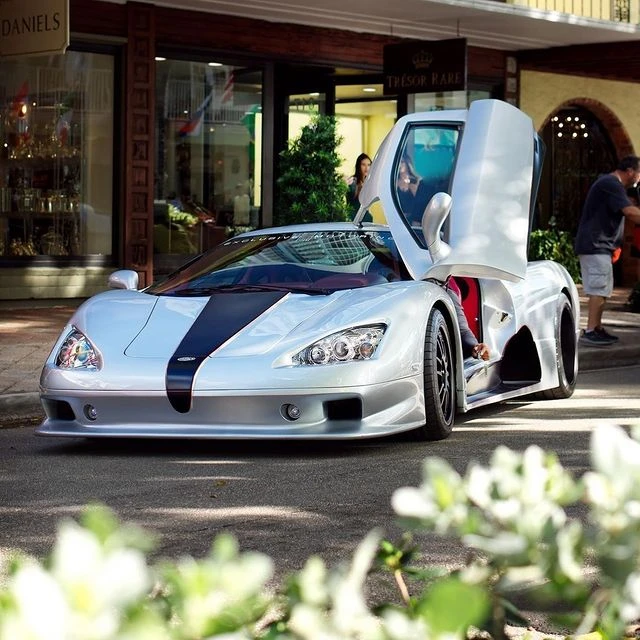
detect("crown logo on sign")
[412,50,433,70]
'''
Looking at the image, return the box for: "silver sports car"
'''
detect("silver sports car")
[37,99,579,441]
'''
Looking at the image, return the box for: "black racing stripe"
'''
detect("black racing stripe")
[166,291,287,413]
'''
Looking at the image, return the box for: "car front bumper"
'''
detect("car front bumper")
[37,376,424,439]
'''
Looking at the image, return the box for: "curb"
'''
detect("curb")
[579,345,640,372]
[0,392,43,428]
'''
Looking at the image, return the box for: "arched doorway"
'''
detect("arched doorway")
[538,105,617,233]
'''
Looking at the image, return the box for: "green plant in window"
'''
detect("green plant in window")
[275,115,348,226]
[167,204,198,228]
[153,205,199,254]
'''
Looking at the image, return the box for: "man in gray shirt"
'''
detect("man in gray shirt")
[575,156,640,346]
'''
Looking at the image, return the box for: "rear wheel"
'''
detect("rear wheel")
[418,308,456,441]
[541,295,577,400]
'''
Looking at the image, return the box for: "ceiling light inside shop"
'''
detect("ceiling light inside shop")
[363,87,376,93]
[309,92,320,97]
[155,57,166,61]
[208,62,223,66]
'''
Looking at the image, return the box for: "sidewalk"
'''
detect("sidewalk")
[0,287,638,423]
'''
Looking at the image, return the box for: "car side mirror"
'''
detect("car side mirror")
[421,192,452,263]
[108,269,139,290]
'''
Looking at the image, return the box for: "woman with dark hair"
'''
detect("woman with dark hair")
[346,153,372,221]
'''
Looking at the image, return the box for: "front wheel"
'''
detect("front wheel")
[540,295,577,400]
[418,308,456,441]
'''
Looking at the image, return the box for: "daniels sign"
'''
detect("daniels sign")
[383,38,467,96]
[0,0,69,57]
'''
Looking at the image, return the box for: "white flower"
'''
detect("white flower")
[330,531,383,637]
[50,520,150,640]
[288,531,384,640]
[520,446,549,504]
[466,465,492,509]
[585,426,640,536]
[463,532,528,559]
[621,572,640,622]
[487,497,521,524]
[381,609,429,640]
[288,602,336,639]
[391,486,438,521]
[555,520,584,583]
[1,561,69,640]
[591,424,640,487]
[173,550,273,637]
[297,556,330,607]
[392,458,468,534]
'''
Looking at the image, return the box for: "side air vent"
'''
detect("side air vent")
[325,398,362,421]
[42,399,76,421]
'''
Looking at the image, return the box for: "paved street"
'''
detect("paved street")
[1,365,638,588]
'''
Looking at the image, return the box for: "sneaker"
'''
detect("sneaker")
[579,329,615,347]
[594,326,619,342]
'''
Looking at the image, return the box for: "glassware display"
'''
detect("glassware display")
[0,51,114,258]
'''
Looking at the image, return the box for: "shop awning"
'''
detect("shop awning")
[122,0,640,50]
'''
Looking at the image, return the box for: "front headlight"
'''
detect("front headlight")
[293,325,386,366]
[55,329,101,370]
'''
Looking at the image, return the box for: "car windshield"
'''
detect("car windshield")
[146,229,410,296]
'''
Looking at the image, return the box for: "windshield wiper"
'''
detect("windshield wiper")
[167,284,332,296]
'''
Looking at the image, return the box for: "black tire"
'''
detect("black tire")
[540,295,577,400]
[418,308,456,441]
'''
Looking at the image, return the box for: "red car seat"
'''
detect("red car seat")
[450,276,481,340]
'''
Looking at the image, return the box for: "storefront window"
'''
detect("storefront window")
[154,60,262,267]
[0,51,114,259]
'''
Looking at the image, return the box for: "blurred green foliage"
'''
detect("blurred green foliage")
[529,228,581,283]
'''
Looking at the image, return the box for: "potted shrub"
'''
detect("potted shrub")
[275,114,348,226]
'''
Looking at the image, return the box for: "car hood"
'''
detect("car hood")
[122,285,404,359]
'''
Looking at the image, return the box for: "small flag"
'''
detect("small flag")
[178,91,213,138]
[221,71,234,105]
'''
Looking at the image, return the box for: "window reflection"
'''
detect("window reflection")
[413,90,491,113]
[154,59,263,272]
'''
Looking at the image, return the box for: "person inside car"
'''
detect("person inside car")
[446,277,490,360]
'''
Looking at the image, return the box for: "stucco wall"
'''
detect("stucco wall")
[520,70,640,151]
[520,70,640,285]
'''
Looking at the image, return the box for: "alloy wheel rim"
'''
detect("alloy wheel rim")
[436,327,453,422]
